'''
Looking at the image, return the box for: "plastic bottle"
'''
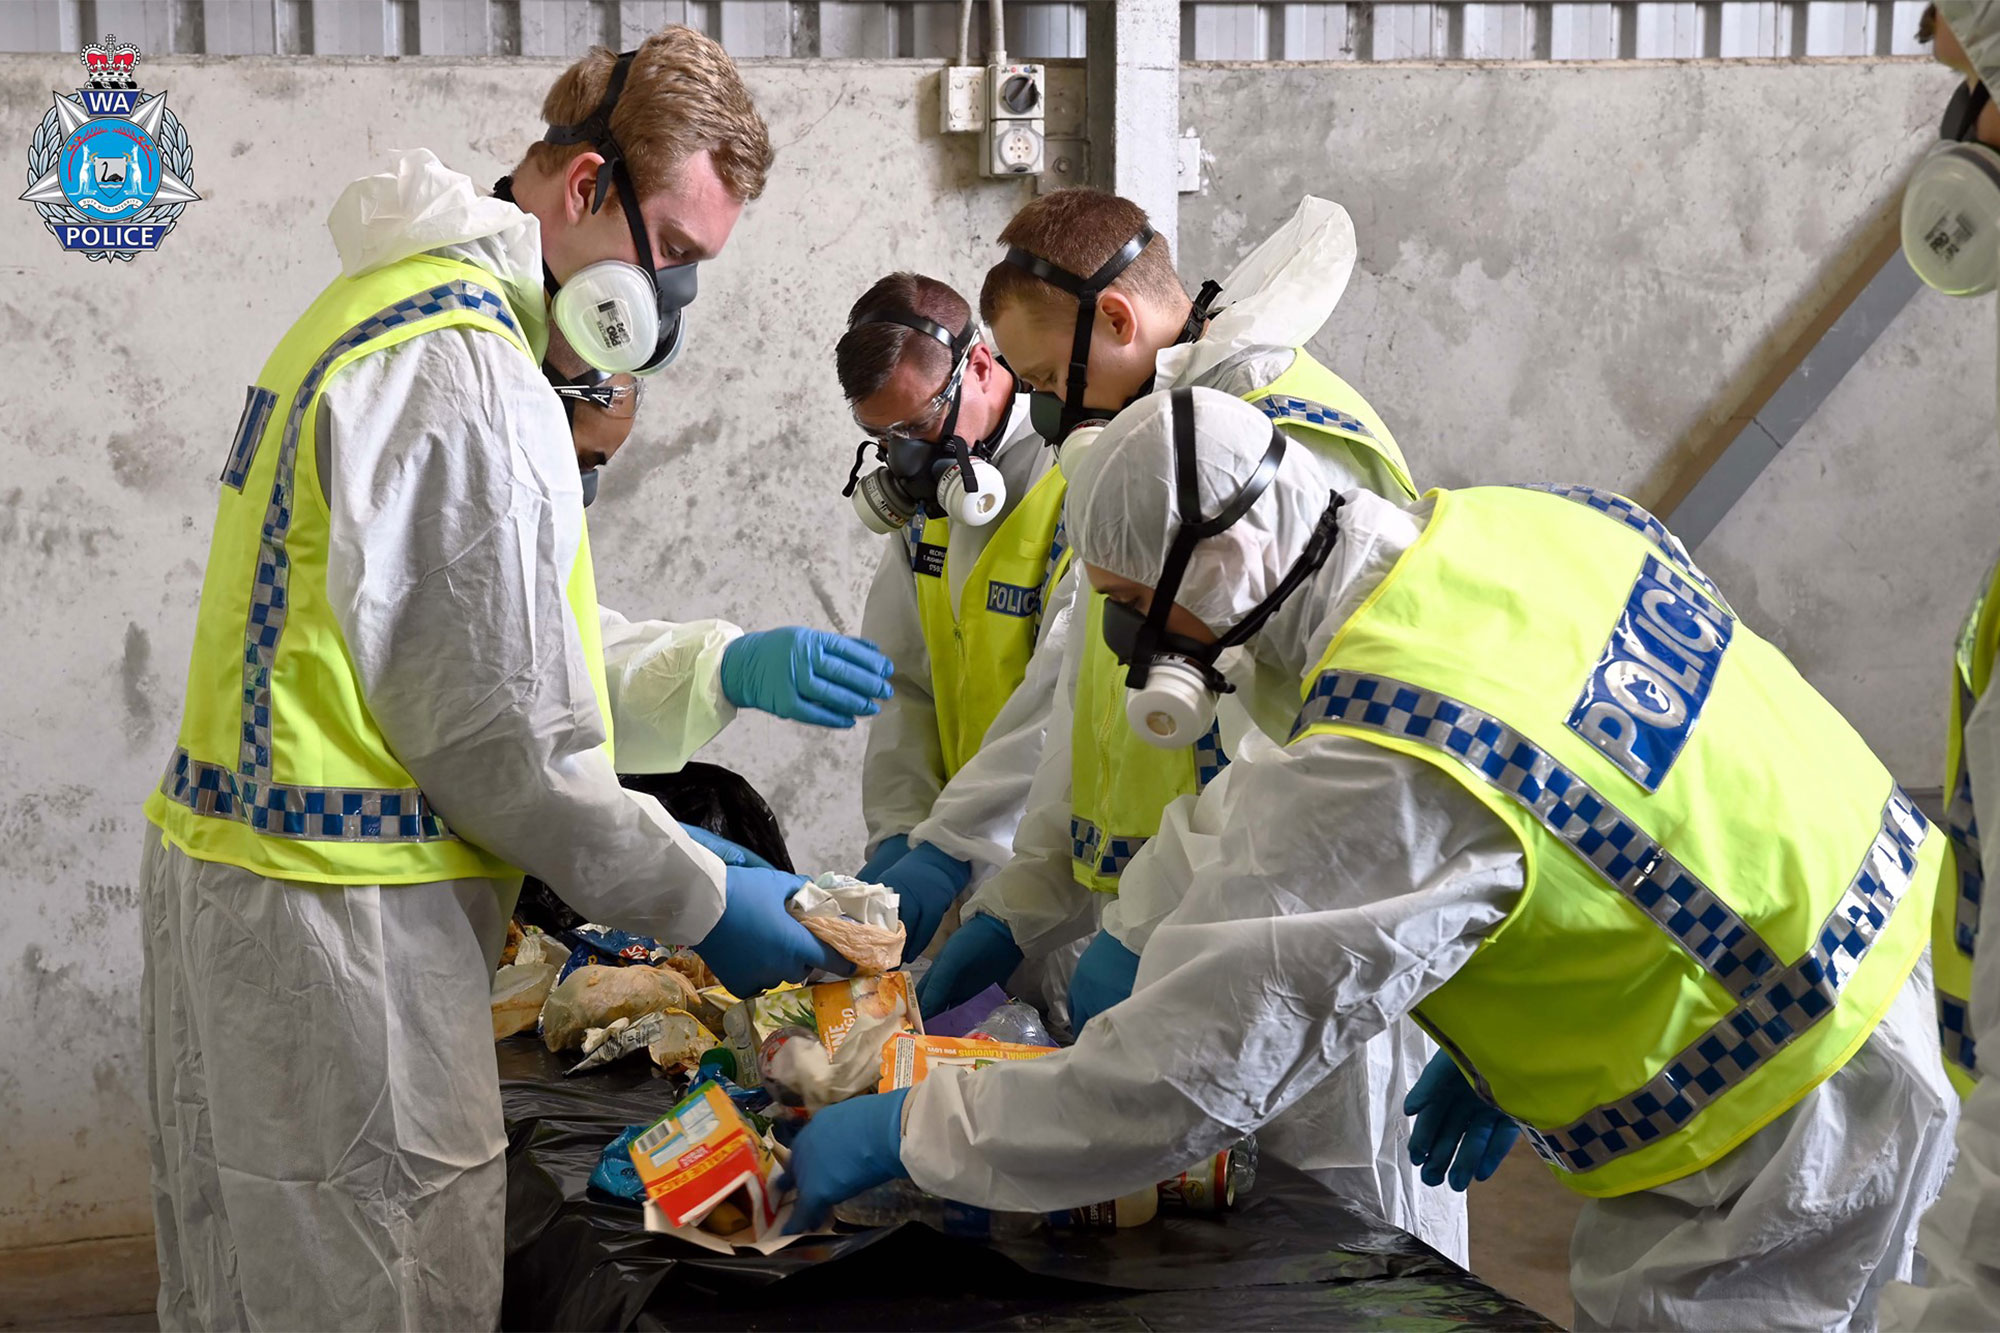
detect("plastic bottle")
[967,1000,1056,1048]
[1156,1137,1259,1213]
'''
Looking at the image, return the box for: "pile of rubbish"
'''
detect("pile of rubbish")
[490,873,1255,1254]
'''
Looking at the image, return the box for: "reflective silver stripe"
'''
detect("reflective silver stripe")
[160,748,455,843]
[1526,786,1928,1172]
[1297,668,1928,1173]
[1295,670,1781,998]
[1512,483,1731,614]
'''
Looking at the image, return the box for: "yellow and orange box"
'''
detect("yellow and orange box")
[877,1032,1056,1092]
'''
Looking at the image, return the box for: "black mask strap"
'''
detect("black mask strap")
[1943,79,1994,143]
[1124,387,1285,689]
[1006,224,1155,437]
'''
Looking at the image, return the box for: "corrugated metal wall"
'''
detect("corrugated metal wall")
[0,0,1933,59]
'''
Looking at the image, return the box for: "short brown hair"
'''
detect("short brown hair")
[979,188,1185,325]
[836,273,973,405]
[525,26,773,204]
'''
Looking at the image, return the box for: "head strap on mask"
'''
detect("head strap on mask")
[1943,80,1994,143]
[540,50,698,373]
[1113,388,1343,693]
[1006,224,1155,441]
[840,309,1004,524]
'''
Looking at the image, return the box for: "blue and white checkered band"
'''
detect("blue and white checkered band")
[1941,987,1980,1079]
[1296,670,1781,998]
[1254,394,1376,442]
[220,386,277,491]
[160,748,456,842]
[164,279,518,844]
[1567,555,1734,793]
[1512,484,1729,613]
[1071,725,1229,885]
[1293,669,1927,1173]
[1034,519,1071,637]
[1195,721,1231,788]
[1523,786,1928,1172]
[1070,814,1147,882]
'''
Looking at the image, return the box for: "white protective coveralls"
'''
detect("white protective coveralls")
[1882,6,2000,1328]
[901,391,1956,1331]
[142,150,744,1331]
[859,395,1078,882]
[950,199,1466,1262]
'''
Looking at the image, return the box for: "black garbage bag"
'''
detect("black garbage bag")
[498,1040,1556,1332]
[517,763,794,937]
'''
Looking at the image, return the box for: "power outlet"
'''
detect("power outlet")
[990,122,1044,175]
[941,66,985,135]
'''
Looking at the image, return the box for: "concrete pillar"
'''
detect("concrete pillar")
[1086,0,1180,256]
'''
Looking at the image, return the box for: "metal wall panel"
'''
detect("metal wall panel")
[0,0,1946,61]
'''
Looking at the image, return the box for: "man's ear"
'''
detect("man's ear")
[1097,290,1141,347]
[563,151,606,223]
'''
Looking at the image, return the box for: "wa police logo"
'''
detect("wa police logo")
[19,35,201,261]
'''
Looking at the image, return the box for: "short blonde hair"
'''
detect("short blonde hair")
[525,26,774,203]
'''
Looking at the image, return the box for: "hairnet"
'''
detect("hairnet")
[1065,386,1337,632]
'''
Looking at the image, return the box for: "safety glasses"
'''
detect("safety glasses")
[851,349,969,445]
[552,373,645,420]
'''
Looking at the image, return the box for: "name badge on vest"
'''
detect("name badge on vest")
[1568,555,1733,792]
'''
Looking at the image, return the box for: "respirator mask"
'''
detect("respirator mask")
[1003,216,1223,447]
[841,311,1008,534]
[540,49,697,374]
[1101,388,1343,749]
[1903,79,2000,297]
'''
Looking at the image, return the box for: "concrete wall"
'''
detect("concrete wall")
[1179,57,1993,782]
[0,54,1047,1251]
[2,50,1989,1252]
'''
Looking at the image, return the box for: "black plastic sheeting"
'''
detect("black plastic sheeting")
[518,764,796,937]
[500,1040,1558,1331]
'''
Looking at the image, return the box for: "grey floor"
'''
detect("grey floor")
[0,1157,1582,1331]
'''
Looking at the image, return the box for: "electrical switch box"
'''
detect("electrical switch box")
[984,63,1045,177]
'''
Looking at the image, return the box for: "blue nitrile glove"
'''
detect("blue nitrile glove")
[679,822,773,870]
[719,628,894,728]
[915,913,1023,1015]
[778,1088,912,1233]
[856,833,912,884]
[1067,931,1141,1034]
[695,866,851,996]
[1404,1049,1520,1191]
[879,842,975,961]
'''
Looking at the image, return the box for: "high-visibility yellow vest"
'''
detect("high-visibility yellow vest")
[1293,484,1938,1197]
[1938,553,2000,1095]
[1068,349,1417,891]
[144,252,612,885]
[908,463,1071,778]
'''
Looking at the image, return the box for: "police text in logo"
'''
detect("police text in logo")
[1567,555,1733,792]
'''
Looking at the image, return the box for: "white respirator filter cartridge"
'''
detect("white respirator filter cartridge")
[937,457,1007,527]
[1902,141,2000,297]
[850,470,918,534]
[1124,656,1218,750]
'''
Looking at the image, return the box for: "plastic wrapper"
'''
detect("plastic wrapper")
[541,965,705,1052]
[497,1038,1556,1331]
[787,874,904,974]
[491,927,561,1040]
[722,974,921,1090]
[565,1009,717,1077]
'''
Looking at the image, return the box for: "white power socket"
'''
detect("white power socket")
[941,66,985,135]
